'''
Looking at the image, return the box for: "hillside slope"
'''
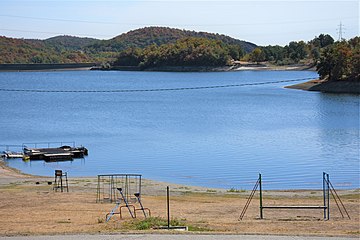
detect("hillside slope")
[86,27,256,53]
[0,36,92,64]
[44,35,100,50]
[0,27,257,64]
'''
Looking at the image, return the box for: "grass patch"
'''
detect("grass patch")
[124,217,212,232]
[124,217,185,230]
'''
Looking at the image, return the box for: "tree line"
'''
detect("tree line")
[246,34,359,81]
[112,33,359,82]
[316,37,359,81]
[112,37,244,68]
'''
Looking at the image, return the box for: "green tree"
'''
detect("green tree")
[113,47,143,66]
[228,44,244,60]
[310,34,334,48]
[286,41,307,63]
[261,45,286,63]
[316,38,358,81]
[250,48,265,64]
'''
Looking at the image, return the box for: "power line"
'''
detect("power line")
[0,14,357,27]
[0,77,315,93]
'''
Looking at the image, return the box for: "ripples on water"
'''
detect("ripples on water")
[0,70,359,189]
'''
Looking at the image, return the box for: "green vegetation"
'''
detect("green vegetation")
[317,37,359,82]
[112,37,243,68]
[0,27,255,65]
[124,217,183,230]
[0,36,93,64]
[245,34,359,82]
[250,34,335,65]
[86,26,256,54]
[44,35,99,51]
[1,26,359,83]
[123,216,211,232]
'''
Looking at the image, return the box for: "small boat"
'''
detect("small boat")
[2,151,24,158]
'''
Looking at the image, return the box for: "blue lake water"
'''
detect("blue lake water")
[0,70,359,190]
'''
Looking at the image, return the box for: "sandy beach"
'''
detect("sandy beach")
[0,159,359,237]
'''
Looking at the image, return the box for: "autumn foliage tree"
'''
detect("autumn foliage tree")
[113,37,243,68]
[317,37,359,81]
[249,48,265,64]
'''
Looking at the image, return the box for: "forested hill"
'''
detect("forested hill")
[0,27,256,64]
[0,36,93,64]
[85,27,257,53]
[44,35,99,50]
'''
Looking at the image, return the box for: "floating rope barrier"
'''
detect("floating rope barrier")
[0,77,315,93]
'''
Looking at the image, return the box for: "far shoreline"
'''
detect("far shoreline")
[0,63,315,72]
[92,62,316,72]
[285,79,360,94]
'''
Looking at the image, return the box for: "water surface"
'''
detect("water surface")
[0,70,358,190]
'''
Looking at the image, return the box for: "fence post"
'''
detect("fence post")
[326,173,330,220]
[167,186,170,228]
[323,172,326,220]
[259,173,263,219]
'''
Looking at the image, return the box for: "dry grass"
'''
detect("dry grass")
[0,176,358,237]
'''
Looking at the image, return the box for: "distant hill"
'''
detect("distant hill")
[0,27,257,64]
[0,36,92,64]
[86,27,257,53]
[44,35,100,50]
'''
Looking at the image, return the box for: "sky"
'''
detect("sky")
[0,0,358,46]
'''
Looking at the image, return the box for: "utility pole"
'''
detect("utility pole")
[337,22,345,41]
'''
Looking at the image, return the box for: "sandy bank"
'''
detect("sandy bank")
[0,160,359,237]
[285,79,360,94]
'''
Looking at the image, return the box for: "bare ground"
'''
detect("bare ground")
[285,79,360,94]
[0,160,359,237]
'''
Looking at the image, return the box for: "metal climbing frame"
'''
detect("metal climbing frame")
[96,174,142,203]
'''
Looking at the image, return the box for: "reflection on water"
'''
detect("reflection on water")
[0,70,359,189]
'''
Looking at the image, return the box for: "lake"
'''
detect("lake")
[0,70,359,190]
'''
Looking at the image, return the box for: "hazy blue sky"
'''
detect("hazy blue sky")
[1,0,358,46]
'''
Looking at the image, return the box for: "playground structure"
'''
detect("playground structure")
[96,174,150,221]
[53,170,69,192]
[96,174,142,203]
[239,172,350,221]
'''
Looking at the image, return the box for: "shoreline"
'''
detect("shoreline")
[0,63,96,72]
[1,158,358,195]
[0,160,359,236]
[0,63,314,73]
[93,63,315,72]
[285,79,360,94]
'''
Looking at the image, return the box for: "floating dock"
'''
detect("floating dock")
[23,145,88,162]
[1,142,88,162]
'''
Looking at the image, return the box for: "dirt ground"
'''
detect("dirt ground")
[0,161,359,237]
